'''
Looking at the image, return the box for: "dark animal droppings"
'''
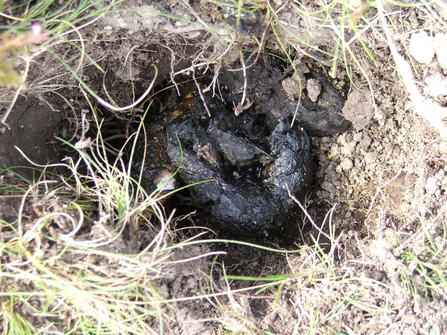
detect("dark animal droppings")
[132,58,349,236]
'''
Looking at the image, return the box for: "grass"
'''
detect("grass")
[0,104,225,333]
[226,216,447,334]
[1,0,447,334]
[0,0,132,124]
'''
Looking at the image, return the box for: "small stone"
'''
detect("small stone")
[306,78,321,102]
[353,132,363,142]
[426,177,438,192]
[337,132,353,146]
[359,135,372,149]
[340,142,357,155]
[364,152,377,164]
[330,144,340,157]
[342,90,374,130]
[409,31,435,64]
[424,73,447,97]
[321,180,336,194]
[434,33,447,70]
[282,75,305,101]
[340,158,353,171]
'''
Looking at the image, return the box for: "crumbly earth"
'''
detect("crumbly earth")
[1,1,447,334]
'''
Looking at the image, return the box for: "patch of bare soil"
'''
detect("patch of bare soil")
[0,95,63,173]
[1,1,447,334]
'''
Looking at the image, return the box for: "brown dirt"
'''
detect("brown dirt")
[0,95,63,173]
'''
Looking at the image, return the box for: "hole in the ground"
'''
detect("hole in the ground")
[111,53,351,243]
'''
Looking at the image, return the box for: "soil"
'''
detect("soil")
[1,1,447,334]
[0,95,63,173]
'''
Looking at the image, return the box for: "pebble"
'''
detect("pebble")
[353,132,363,142]
[424,73,447,97]
[426,177,438,192]
[409,31,435,64]
[341,142,357,155]
[340,157,354,171]
[434,33,447,70]
[306,78,322,102]
[364,152,378,165]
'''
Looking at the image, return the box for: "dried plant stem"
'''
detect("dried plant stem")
[376,0,447,139]
[192,68,211,117]
[233,45,252,116]
[93,65,158,112]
